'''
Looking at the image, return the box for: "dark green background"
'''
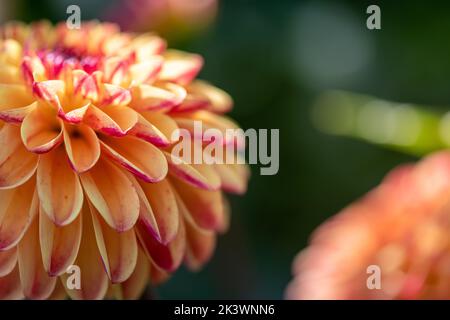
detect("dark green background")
[5,0,448,298]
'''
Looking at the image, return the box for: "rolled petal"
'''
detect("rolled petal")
[139,179,179,245]
[37,147,83,226]
[0,266,23,299]
[129,83,186,111]
[0,124,38,189]
[18,216,57,300]
[90,203,138,283]
[165,152,221,190]
[63,123,100,172]
[171,177,224,231]
[120,247,150,300]
[100,84,131,106]
[214,163,248,194]
[0,178,38,250]
[137,212,186,272]
[160,50,203,85]
[184,214,216,271]
[0,247,17,277]
[83,105,138,137]
[39,206,82,276]
[80,158,140,232]
[101,135,168,183]
[128,113,170,147]
[61,204,109,300]
[72,69,101,101]
[21,103,64,153]
[0,101,36,124]
[32,80,65,112]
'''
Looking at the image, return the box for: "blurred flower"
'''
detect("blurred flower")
[286,151,450,299]
[0,21,248,300]
[105,0,218,42]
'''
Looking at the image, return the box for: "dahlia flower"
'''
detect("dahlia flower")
[286,151,450,299]
[0,21,248,300]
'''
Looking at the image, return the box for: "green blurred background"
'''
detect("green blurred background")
[3,0,449,299]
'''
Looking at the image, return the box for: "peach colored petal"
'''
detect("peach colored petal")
[32,80,65,112]
[0,124,38,189]
[39,206,82,276]
[90,203,138,283]
[0,266,23,299]
[20,103,64,153]
[72,70,101,101]
[80,158,140,232]
[37,147,83,226]
[140,111,179,142]
[137,212,186,272]
[100,84,131,106]
[0,247,17,277]
[84,105,138,137]
[214,163,248,194]
[129,83,186,111]
[150,262,170,285]
[0,102,36,124]
[0,84,34,111]
[185,80,233,113]
[48,280,67,300]
[160,50,203,85]
[184,214,216,271]
[139,179,179,245]
[101,135,168,183]
[128,56,163,84]
[18,216,57,300]
[61,204,108,300]
[0,178,37,250]
[165,152,221,190]
[120,247,150,299]
[171,177,224,231]
[128,113,170,147]
[63,123,100,173]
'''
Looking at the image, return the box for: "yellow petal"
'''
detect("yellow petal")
[139,179,179,245]
[21,103,63,153]
[0,178,38,250]
[61,204,108,300]
[37,147,83,226]
[84,105,138,137]
[0,247,17,277]
[128,113,170,147]
[18,216,57,300]
[0,124,38,189]
[160,50,203,85]
[0,84,34,111]
[184,80,233,113]
[39,206,82,276]
[140,111,179,142]
[101,135,168,183]
[63,123,100,173]
[129,83,186,111]
[128,57,163,84]
[80,158,140,231]
[90,203,138,283]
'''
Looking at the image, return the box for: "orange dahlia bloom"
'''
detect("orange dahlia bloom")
[286,151,450,299]
[0,21,248,300]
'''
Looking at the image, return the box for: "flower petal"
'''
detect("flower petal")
[18,216,57,300]
[0,102,36,124]
[0,247,17,277]
[72,70,101,101]
[0,178,38,250]
[0,124,38,189]
[137,212,186,272]
[39,206,82,276]
[100,135,168,183]
[120,247,150,299]
[171,177,224,231]
[84,105,138,137]
[165,152,221,190]
[214,163,248,194]
[184,213,216,271]
[100,84,131,106]
[61,204,109,300]
[48,280,67,300]
[138,178,179,245]
[90,203,138,283]
[0,265,23,299]
[21,103,64,153]
[185,80,233,113]
[129,82,186,112]
[37,147,83,226]
[128,113,170,147]
[63,123,101,173]
[128,57,163,84]
[160,50,203,85]
[140,111,179,142]
[80,158,140,232]
[0,84,34,111]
